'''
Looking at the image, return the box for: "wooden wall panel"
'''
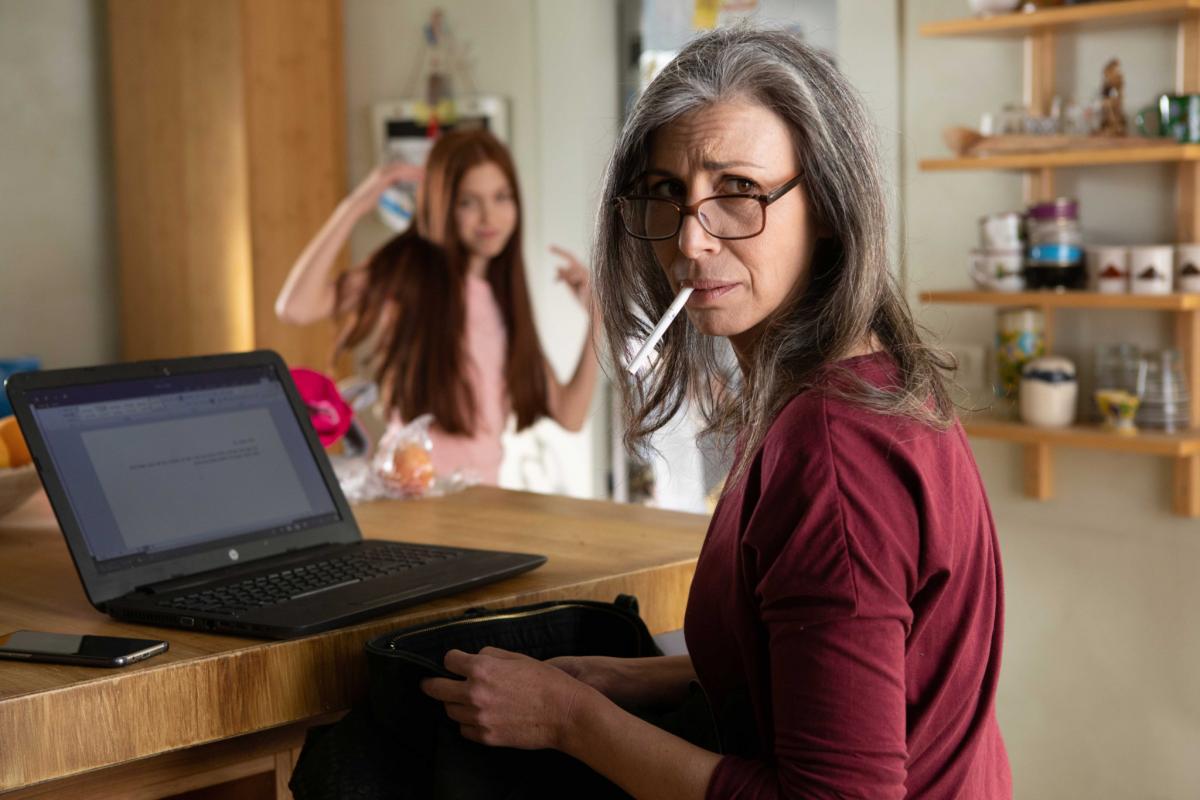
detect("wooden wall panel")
[241,0,347,372]
[106,0,345,368]
[107,0,254,360]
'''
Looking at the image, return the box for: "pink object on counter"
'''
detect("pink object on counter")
[290,367,353,447]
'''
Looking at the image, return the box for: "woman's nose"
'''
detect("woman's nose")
[677,212,719,260]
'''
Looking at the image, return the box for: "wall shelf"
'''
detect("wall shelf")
[919,1,1200,516]
[919,289,1200,310]
[920,0,1200,38]
[964,416,1200,456]
[920,143,1200,172]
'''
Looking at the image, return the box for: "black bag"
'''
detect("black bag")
[290,596,720,800]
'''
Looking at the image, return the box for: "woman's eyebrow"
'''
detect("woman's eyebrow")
[701,159,763,170]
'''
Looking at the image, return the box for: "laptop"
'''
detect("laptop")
[3,350,546,639]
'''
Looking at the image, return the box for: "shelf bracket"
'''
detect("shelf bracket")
[1023,443,1053,501]
[1173,454,1200,517]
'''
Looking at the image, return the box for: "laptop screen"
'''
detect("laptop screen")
[22,365,341,571]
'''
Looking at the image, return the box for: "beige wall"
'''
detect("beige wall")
[0,0,116,369]
[904,3,1200,797]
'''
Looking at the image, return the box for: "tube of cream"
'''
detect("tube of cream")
[626,287,694,375]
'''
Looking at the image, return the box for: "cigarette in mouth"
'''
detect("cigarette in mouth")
[626,287,694,375]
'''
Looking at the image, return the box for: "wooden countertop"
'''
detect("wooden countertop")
[0,487,707,791]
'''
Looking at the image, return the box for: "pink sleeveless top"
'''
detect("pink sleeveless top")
[388,275,509,485]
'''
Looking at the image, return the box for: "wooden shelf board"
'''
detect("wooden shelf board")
[920,0,1200,38]
[963,416,1200,456]
[921,288,1200,310]
[920,143,1200,171]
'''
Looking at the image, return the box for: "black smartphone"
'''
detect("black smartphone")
[0,630,168,667]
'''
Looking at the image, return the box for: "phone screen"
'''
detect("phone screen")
[0,630,167,664]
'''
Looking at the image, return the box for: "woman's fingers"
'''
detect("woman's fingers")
[457,724,487,744]
[443,702,482,725]
[478,646,524,660]
[420,675,469,703]
[442,648,478,676]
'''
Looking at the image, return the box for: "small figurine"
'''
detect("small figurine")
[1098,58,1127,136]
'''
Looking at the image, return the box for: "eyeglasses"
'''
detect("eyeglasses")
[615,174,803,241]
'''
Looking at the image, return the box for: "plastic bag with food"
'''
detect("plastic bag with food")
[373,414,437,497]
[332,414,476,503]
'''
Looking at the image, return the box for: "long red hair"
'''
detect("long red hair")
[334,129,549,434]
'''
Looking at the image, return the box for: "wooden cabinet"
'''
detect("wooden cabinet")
[919,0,1200,516]
[106,0,347,372]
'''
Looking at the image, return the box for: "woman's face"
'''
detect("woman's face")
[646,98,820,355]
[454,161,518,262]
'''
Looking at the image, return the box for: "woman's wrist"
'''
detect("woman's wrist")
[557,680,611,756]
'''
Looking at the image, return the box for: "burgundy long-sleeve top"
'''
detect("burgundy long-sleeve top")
[684,352,1011,799]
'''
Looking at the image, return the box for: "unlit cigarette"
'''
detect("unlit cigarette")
[626,287,693,375]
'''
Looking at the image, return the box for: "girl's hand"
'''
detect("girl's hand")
[550,245,592,311]
[420,647,595,750]
[347,160,425,215]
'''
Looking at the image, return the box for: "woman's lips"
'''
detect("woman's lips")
[680,279,737,306]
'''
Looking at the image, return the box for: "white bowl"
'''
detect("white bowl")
[0,465,41,518]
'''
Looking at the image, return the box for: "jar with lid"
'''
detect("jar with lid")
[996,307,1045,402]
[1025,197,1085,289]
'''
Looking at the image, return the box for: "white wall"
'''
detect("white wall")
[342,0,616,498]
[0,0,116,369]
[904,3,1200,797]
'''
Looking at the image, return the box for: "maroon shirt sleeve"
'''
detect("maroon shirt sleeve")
[705,396,916,799]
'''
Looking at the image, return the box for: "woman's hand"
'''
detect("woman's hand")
[550,245,592,312]
[546,654,626,700]
[420,647,596,750]
[548,654,697,709]
[347,160,425,216]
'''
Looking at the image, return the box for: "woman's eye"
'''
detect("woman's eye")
[724,177,758,194]
[648,180,684,199]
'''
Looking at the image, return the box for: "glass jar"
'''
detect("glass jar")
[1025,197,1086,289]
[1136,349,1190,431]
[996,307,1045,402]
[1092,343,1144,421]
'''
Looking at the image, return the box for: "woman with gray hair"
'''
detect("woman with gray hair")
[422,26,1011,799]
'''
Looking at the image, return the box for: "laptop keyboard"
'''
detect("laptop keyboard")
[156,542,462,617]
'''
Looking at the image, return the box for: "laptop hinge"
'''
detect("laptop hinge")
[138,542,343,595]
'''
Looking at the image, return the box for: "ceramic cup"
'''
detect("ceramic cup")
[1086,245,1129,294]
[979,212,1024,251]
[1019,356,1078,428]
[1096,389,1141,435]
[1175,243,1200,293]
[970,248,1025,292]
[969,0,1019,14]
[1128,245,1174,295]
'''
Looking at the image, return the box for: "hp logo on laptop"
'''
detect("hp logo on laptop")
[228,549,240,561]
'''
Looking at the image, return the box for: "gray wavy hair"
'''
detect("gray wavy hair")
[593,25,954,481]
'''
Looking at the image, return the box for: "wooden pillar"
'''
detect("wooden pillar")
[107,0,346,369]
[1023,30,1056,204]
[1018,30,1057,501]
[1173,454,1200,517]
[1024,442,1054,502]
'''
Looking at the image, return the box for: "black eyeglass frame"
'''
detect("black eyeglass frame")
[614,173,805,241]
